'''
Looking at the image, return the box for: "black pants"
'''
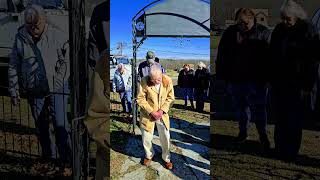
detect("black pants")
[195,88,206,112]
[272,86,303,158]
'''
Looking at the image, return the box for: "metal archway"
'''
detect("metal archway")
[131,0,210,134]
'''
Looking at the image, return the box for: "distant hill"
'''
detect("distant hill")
[136,59,210,71]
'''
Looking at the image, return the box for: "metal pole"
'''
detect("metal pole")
[132,19,137,135]
[69,0,86,179]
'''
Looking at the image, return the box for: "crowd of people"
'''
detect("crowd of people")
[111,50,211,115]
[178,62,210,112]
[216,0,320,161]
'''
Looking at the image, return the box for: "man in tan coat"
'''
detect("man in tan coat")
[137,66,175,169]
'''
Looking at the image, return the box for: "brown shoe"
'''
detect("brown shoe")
[165,161,173,170]
[143,158,152,166]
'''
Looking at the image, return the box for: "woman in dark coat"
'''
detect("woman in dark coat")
[194,62,210,112]
[270,0,320,160]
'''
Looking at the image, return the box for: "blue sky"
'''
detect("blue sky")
[110,0,210,60]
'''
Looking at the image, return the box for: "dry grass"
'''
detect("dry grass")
[212,120,320,179]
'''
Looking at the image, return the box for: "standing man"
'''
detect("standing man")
[137,66,175,169]
[8,4,71,166]
[216,8,271,150]
[112,63,132,113]
[178,64,195,109]
[138,51,166,81]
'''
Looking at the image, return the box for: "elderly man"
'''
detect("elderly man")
[8,5,71,165]
[112,63,132,113]
[137,66,175,169]
[138,51,166,81]
[216,8,271,150]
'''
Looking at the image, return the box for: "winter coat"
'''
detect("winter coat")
[216,23,271,83]
[178,69,195,88]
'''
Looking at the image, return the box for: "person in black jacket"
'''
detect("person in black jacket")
[215,8,271,150]
[178,64,195,109]
[270,0,320,160]
[194,62,210,112]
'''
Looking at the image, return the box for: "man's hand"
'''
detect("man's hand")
[150,111,159,121]
[11,96,20,106]
[157,110,164,117]
[150,110,163,121]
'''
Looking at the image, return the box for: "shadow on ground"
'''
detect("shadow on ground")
[0,121,36,135]
[212,133,320,169]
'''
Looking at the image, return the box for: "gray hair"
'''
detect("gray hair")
[198,61,206,68]
[24,4,46,24]
[150,65,162,78]
[280,0,307,20]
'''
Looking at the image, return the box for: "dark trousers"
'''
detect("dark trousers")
[228,82,268,135]
[28,94,71,163]
[272,86,303,157]
[195,88,206,112]
[119,90,132,113]
[182,87,194,106]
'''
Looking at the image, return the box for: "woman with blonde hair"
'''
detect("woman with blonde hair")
[194,62,210,112]
[270,0,320,160]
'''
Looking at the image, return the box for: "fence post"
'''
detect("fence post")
[69,0,88,179]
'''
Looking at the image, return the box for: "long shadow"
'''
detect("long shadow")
[172,104,210,115]
[212,133,320,169]
[170,118,210,159]
[110,99,121,105]
[110,115,132,125]
[0,121,37,135]
[111,130,210,179]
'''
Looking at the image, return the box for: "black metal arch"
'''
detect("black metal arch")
[146,12,210,33]
[131,0,210,134]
